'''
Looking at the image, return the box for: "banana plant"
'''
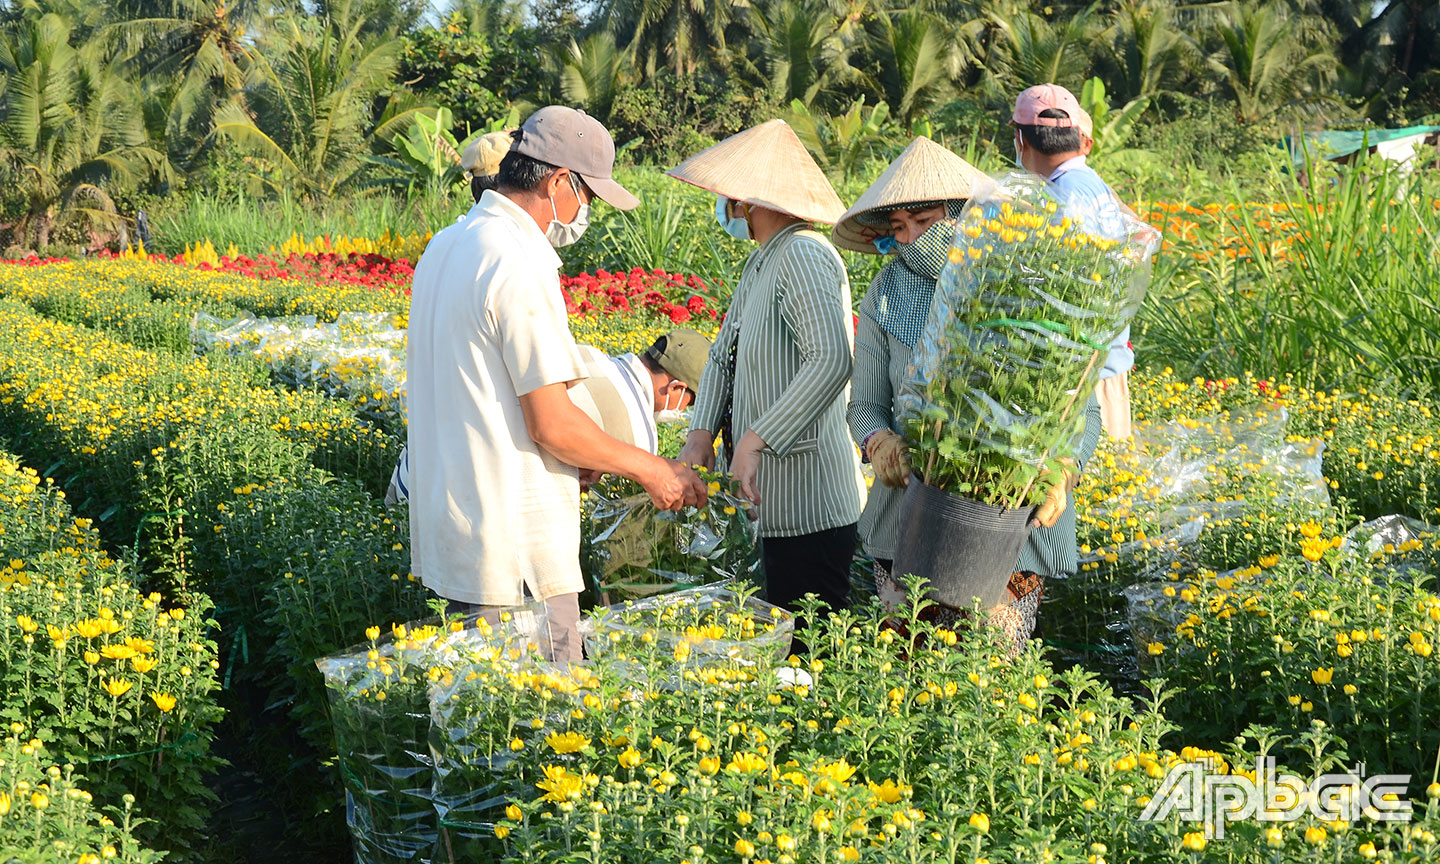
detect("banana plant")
[363,106,465,200]
[1079,76,1149,157]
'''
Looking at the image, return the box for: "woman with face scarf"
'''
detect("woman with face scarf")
[837,136,1096,657]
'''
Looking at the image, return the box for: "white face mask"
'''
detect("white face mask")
[654,386,688,425]
[1014,133,1025,170]
[546,172,590,248]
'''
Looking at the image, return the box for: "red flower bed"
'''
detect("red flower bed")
[95,249,417,291]
[6,253,721,322]
[560,268,720,324]
[0,256,68,266]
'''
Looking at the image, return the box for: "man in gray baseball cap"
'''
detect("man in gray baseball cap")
[406,105,703,662]
[509,105,640,211]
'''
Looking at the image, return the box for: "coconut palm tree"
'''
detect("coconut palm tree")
[1093,0,1198,105]
[600,0,739,77]
[1206,0,1336,123]
[1321,0,1440,119]
[555,30,633,121]
[982,4,1096,97]
[869,8,969,125]
[742,0,859,107]
[212,12,426,196]
[0,11,168,247]
[99,0,261,170]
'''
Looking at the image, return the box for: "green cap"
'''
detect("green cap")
[647,328,711,392]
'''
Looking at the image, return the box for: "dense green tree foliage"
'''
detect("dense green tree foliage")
[0,0,1437,242]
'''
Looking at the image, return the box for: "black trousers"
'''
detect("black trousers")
[760,523,858,614]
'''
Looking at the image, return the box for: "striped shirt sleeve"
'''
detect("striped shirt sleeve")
[688,306,739,438]
[848,282,892,456]
[748,238,853,457]
[1076,394,1103,473]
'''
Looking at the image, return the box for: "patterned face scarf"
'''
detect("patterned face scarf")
[872,201,964,348]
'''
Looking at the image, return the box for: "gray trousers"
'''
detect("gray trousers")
[443,592,582,663]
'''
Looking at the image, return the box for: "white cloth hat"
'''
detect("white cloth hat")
[461,131,513,180]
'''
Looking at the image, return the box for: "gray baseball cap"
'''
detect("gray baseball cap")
[512,106,639,211]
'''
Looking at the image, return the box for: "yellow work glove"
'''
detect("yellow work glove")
[1032,459,1078,527]
[867,429,911,488]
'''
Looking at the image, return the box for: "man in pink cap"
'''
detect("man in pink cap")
[406,105,706,661]
[1003,84,1136,644]
[1010,83,1132,437]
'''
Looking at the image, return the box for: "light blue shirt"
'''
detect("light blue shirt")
[1046,156,1132,380]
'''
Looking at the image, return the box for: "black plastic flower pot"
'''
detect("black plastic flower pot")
[890,474,1035,611]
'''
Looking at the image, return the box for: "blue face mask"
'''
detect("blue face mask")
[872,235,898,255]
[715,196,751,241]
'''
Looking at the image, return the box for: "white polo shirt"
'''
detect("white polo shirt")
[406,190,589,605]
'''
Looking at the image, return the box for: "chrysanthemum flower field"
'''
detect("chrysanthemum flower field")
[1,250,1439,863]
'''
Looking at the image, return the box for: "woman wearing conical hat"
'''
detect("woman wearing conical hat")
[837,136,1099,657]
[671,119,862,620]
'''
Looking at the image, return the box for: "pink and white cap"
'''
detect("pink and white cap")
[1011,84,1083,128]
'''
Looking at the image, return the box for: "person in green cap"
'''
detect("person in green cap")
[389,327,711,502]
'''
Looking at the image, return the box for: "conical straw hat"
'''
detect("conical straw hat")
[667,119,846,225]
[831,136,988,254]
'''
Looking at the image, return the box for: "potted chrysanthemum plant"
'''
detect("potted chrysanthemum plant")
[893,173,1160,609]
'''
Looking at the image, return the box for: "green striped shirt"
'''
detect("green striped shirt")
[689,224,862,537]
[847,275,914,561]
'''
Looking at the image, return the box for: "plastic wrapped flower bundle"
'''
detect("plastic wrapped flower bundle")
[886,174,1161,607]
[578,584,794,671]
[898,173,1161,506]
[316,619,457,864]
[426,611,585,864]
[581,471,760,604]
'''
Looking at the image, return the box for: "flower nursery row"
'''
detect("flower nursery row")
[0,259,719,440]
[4,256,1440,861]
[0,293,430,854]
[0,445,220,859]
[92,242,723,324]
[322,579,1440,864]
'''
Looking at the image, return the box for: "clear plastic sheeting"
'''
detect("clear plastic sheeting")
[1123,581,1190,658]
[427,611,573,864]
[316,620,450,864]
[579,584,794,669]
[192,310,408,429]
[582,477,761,604]
[897,173,1160,487]
[1076,406,1330,575]
[318,608,551,864]
[1133,406,1328,510]
[1079,516,1205,574]
[1342,515,1440,575]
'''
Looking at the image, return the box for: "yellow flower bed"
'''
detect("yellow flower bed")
[339,586,1440,864]
[69,257,409,324]
[0,448,222,852]
[271,229,431,262]
[0,297,396,502]
[0,730,162,863]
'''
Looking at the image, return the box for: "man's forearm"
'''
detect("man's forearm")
[521,385,661,482]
